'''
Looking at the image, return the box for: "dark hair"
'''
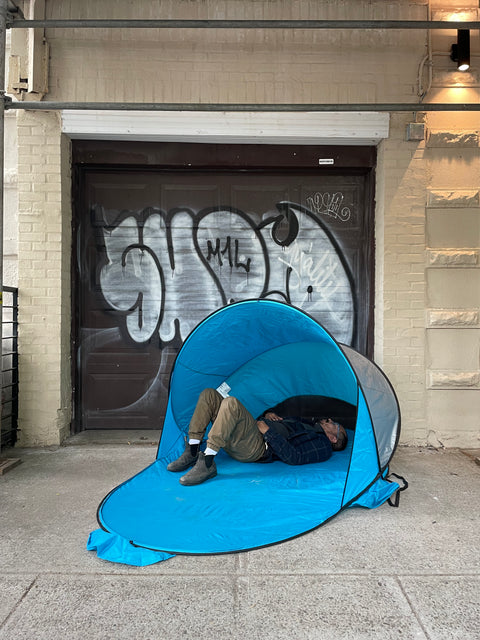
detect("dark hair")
[332,426,348,452]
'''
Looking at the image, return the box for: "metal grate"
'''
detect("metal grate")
[1,287,19,449]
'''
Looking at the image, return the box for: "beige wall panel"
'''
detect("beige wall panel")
[426,329,480,370]
[426,390,480,448]
[427,152,480,191]
[427,269,480,309]
[426,112,480,132]
[426,208,480,248]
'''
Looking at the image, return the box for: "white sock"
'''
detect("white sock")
[204,447,218,456]
[189,438,201,445]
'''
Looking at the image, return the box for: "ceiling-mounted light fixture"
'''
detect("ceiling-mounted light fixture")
[450,29,470,71]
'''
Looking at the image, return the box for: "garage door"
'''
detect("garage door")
[73,142,375,431]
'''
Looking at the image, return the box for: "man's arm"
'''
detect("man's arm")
[257,421,332,465]
[262,411,283,421]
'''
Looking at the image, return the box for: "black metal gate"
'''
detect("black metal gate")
[1,287,19,448]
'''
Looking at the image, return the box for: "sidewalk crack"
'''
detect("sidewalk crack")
[395,575,431,640]
[0,576,38,631]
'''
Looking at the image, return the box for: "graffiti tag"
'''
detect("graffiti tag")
[306,192,351,222]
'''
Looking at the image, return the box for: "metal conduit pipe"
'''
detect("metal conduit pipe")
[7,19,480,30]
[0,0,6,454]
[5,101,480,112]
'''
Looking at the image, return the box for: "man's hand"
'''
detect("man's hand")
[264,412,282,421]
[257,420,270,434]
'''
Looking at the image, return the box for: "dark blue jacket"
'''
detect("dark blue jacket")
[260,417,332,465]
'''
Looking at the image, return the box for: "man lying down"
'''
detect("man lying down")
[167,388,348,486]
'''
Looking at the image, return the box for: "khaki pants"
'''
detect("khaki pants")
[189,388,266,462]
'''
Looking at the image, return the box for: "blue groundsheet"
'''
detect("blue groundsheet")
[90,441,397,564]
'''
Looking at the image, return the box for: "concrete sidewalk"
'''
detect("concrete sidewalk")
[0,443,479,640]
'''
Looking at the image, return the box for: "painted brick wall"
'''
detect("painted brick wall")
[16,110,71,446]
[376,113,429,445]
[44,0,427,105]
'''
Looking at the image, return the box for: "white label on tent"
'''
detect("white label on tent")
[216,382,231,398]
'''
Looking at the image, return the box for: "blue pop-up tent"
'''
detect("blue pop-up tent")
[88,300,403,566]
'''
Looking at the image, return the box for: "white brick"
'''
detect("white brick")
[428,371,480,389]
[428,190,480,208]
[427,130,480,148]
[428,250,479,267]
[428,310,479,328]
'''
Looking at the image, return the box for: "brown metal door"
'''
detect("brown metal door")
[73,144,374,431]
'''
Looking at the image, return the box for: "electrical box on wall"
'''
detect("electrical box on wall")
[406,123,426,141]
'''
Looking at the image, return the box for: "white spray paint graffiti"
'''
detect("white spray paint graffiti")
[257,203,354,343]
[98,201,355,348]
[306,192,352,222]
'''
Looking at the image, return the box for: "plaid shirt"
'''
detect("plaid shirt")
[261,418,332,465]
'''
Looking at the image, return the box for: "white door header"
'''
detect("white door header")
[62,110,389,146]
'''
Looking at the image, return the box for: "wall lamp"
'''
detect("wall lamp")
[450,29,470,71]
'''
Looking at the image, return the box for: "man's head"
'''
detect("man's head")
[319,418,348,451]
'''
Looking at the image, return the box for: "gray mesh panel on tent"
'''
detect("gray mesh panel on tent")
[340,344,400,469]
